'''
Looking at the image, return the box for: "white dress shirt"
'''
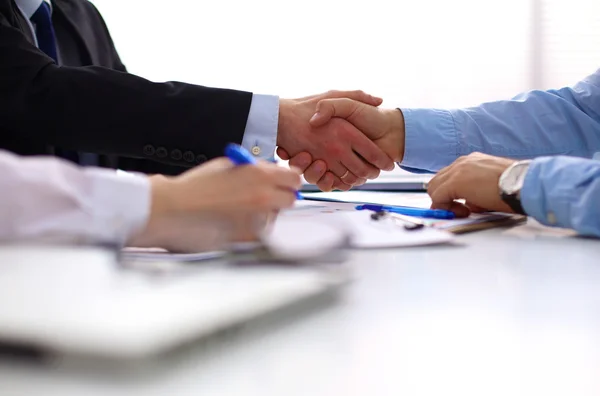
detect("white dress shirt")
[0,150,150,246]
[14,0,47,47]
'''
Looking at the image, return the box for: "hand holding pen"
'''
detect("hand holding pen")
[130,145,302,252]
[225,143,304,200]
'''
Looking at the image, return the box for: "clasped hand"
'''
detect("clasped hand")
[278,96,405,191]
[276,91,401,188]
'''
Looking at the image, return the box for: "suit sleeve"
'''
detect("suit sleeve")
[0,10,251,166]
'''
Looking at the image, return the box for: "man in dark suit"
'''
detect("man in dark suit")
[0,0,395,182]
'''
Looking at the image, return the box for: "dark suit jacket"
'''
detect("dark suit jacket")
[0,0,253,174]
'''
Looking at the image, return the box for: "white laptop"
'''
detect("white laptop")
[0,244,349,360]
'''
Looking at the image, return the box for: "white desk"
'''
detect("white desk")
[1,228,600,396]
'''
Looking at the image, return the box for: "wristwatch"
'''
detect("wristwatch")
[498,160,532,215]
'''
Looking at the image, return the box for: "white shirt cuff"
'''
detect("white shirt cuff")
[84,168,151,245]
[241,94,279,160]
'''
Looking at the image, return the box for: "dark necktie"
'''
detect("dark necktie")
[30,2,98,166]
[30,2,58,62]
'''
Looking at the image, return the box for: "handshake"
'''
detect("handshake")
[133,90,409,252]
[274,90,406,191]
[135,90,524,251]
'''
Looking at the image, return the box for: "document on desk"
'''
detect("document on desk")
[121,247,225,262]
[279,208,454,248]
[298,192,526,234]
[340,211,454,248]
[303,191,433,208]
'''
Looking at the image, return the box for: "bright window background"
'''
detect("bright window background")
[91,0,600,171]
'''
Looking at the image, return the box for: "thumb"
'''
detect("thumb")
[309,98,360,127]
[341,90,383,107]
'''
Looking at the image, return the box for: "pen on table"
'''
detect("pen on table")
[356,204,455,219]
[224,143,303,200]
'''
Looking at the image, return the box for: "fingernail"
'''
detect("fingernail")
[309,112,320,123]
[314,163,324,173]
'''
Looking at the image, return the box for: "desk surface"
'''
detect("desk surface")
[1,228,600,396]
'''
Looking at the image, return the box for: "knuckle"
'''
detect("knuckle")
[427,182,436,195]
[457,161,469,171]
[304,172,319,184]
[317,180,333,192]
[337,183,352,191]
[369,169,381,179]
[353,167,369,179]
[344,173,359,185]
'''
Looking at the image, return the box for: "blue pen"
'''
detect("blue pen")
[355,204,455,219]
[224,143,303,200]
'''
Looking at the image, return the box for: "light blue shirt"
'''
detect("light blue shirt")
[401,69,600,237]
[242,94,279,160]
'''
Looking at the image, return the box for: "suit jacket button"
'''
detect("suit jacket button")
[171,149,182,160]
[143,144,155,156]
[183,151,195,163]
[156,147,168,158]
[196,154,207,164]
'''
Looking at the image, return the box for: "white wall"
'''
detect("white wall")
[90,0,536,109]
[91,0,600,175]
[539,0,600,88]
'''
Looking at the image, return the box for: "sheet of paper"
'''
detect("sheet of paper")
[302,191,433,208]
[338,211,454,248]
[121,247,225,262]
[279,209,454,248]
[282,200,357,217]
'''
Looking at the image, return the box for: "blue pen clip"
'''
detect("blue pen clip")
[356,204,455,220]
[224,144,303,200]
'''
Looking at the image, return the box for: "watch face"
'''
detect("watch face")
[499,161,530,195]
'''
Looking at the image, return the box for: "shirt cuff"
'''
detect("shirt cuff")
[85,169,151,245]
[400,108,460,172]
[520,157,570,228]
[241,94,279,160]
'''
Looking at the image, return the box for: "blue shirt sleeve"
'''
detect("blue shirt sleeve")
[521,156,600,237]
[241,94,279,160]
[400,69,600,172]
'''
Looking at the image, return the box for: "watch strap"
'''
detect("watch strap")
[500,191,525,215]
